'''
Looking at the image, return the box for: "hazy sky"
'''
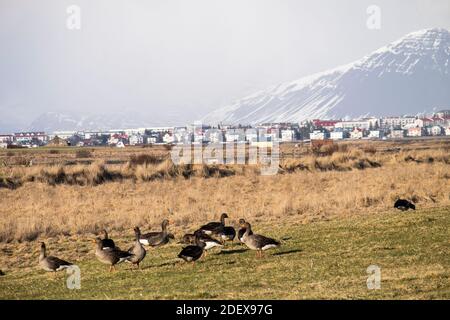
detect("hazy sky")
[1,0,449,131]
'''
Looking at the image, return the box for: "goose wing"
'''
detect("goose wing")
[178,245,203,261]
[46,256,72,268]
[199,222,222,233]
[253,234,280,249]
[101,238,115,249]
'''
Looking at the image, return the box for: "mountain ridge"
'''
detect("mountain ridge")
[203,28,450,125]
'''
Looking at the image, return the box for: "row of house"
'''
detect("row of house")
[1,111,449,148]
[309,111,450,140]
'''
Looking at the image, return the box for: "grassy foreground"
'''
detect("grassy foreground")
[0,206,449,300]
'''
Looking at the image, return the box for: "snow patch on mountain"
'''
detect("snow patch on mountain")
[203,28,450,125]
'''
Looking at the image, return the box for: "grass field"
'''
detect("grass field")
[1,206,449,299]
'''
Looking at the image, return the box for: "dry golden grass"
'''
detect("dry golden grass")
[0,140,449,246]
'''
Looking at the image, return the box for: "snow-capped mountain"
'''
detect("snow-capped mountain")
[203,28,450,125]
[28,112,152,132]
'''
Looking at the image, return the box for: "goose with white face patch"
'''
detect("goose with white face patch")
[38,242,73,274]
[241,222,280,258]
[139,219,173,247]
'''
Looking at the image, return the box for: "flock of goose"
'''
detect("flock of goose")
[38,213,281,274]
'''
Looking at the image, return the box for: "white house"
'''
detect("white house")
[335,120,371,130]
[281,129,295,142]
[429,125,443,136]
[445,127,450,136]
[330,131,344,140]
[310,130,326,140]
[129,134,144,146]
[407,127,423,137]
[380,117,416,129]
[0,135,13,143]
[350,129,364,139]
[368,130,382,139]
[389,130,405,139]
[0,142,7,149]
[162,132,174,144]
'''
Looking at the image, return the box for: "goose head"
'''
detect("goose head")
[161,219,171,232]
[100,229,109,239]
[220,213,229,224]
[134,226,141,239]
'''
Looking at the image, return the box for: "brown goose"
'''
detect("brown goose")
[94,238,132,272]
[139,219,173,247]
[198,213,228,235]
[38,242,73,273]
[241,222,280,258]
[126,227,147,269]
[100,229,116,250]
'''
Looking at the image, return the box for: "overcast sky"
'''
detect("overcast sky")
[1,0,449,131]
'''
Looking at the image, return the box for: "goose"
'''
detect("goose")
[177,236,206,265]
[38,242,73,274]
[139,219,173,247]
[193,230,222,256]
[126,227,147,269]
[178,233,196,244]
[100,229,116,250]
[218,226,236,244]
[198,213,228,235]
[394,199,416,211]
[241,222,280,258]
[94,238,132,272]
[238,219,252,244]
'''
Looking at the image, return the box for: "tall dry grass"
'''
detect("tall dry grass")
[0,145,449,242]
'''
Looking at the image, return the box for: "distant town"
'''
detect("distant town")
[1,110,450,149]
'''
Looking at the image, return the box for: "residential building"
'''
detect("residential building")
[14,132,48,145]
[0,134,13,143]
[281,129,295,142]
[429,125,443,136]
[388,129,405,139]
[445,127,450,136]
[407,127,423,137]
[335,120,371,130]
[350,128,364,139]
[330,131,344,140]
[380,116,416,129]
[310,130,326,140]
[312,119,340,131]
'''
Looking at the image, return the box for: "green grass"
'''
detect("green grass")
[1,207,449,299]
